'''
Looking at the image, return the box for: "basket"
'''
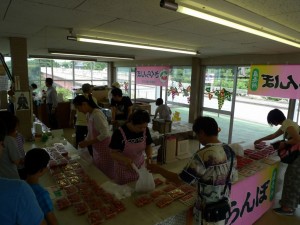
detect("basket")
[152,119,172,134]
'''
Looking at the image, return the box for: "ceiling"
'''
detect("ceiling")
[1,0,300,61]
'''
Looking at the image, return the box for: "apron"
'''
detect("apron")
[88,111,114,179]
[114,127,146,185]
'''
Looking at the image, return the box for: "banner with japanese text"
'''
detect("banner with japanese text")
[136,66,170,87]
[248,65,300,99]
[226,162,278,225]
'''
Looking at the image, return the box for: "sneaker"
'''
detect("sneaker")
[273,207,294,216]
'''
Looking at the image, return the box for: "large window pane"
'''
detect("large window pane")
[92,62,108,83]
[53,59,73,81]
[232,66,288,143]
[167,67,191,123]
[74,61,91,80]
[52,80,73,101]
[29,59,59,87]
[136,85,157,100]
[39,59,52,78]
[204,68,234,111]
[167,67,191,105]
[28,58,108,102]
[116,67,131,97]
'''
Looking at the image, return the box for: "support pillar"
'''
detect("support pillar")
[10,37,32,140]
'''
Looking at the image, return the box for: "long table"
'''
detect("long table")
[25,141,280,225]
[24,141,190,225]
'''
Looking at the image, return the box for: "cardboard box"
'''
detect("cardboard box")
[165,136,177,163]
[152,119,172,134]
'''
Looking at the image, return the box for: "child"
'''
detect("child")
[154,98,172,120]
[16,132,26,179]
[25,148,58,225]
[0,114,22,179]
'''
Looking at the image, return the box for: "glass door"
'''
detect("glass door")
[202,66,237,143]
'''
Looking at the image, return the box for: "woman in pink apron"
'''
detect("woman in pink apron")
[110,110,153,185]
[73,94,114,179]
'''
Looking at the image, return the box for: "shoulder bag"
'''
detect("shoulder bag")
[271,132,299,164]
[202,145,234,222]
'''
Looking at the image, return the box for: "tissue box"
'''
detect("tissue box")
[152,119,172,134]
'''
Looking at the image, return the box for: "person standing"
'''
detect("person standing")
[153,98,172,120]
[70,83,97,156]
[45,78,58,129]
[110,88,133,129]
[73,94,114,179]
[254,108,300,215]
[108,82,120,104]
[147,116,235,225]
[0,118,46,225]
[109,110,153,185]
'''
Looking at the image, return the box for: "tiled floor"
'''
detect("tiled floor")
[63,128,300,225]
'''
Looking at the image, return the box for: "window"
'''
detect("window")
[167,67,191,123]
[28,59,108,101]
[203,66,288,143]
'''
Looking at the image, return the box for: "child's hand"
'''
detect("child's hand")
[147,163,161,174]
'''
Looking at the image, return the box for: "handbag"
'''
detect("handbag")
[271,132,299,164]
[276,143,299,164]
[202,145,234,222]
[203,198,231,222]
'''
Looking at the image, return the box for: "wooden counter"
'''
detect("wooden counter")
[34,102,71,129]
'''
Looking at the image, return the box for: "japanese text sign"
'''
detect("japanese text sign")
[226,163,278,225]
[248,65,300,99]
[136,66,170,87]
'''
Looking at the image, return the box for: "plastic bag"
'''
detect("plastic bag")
[78,147,93,165]
[132,164,155,193]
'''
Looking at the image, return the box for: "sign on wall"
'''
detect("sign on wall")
[136,66,170,87]
[248,65,300,99]
[15,91,30,111]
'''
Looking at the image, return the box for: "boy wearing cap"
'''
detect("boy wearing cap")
[108,82,120,104]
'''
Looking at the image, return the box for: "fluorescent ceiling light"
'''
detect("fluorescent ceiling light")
[160,1,300,48]
[49,49,135,60]
[77,37,197,55]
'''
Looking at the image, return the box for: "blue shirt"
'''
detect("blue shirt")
[0,178,44,225]
[30,183,54,216]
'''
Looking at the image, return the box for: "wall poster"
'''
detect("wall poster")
[15,91,30,111]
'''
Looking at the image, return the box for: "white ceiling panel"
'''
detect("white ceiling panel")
[0,0,300,60]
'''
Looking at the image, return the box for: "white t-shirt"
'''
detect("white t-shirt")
[86,109,111,142]
[154,105,172,120]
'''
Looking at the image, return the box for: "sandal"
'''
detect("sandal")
[273,207,295,216]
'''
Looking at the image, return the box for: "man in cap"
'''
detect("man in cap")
[108,82,120,104]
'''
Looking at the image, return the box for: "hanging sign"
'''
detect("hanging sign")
[248,65,300,99]
[227,163,278,225]
[136,66,170,87]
